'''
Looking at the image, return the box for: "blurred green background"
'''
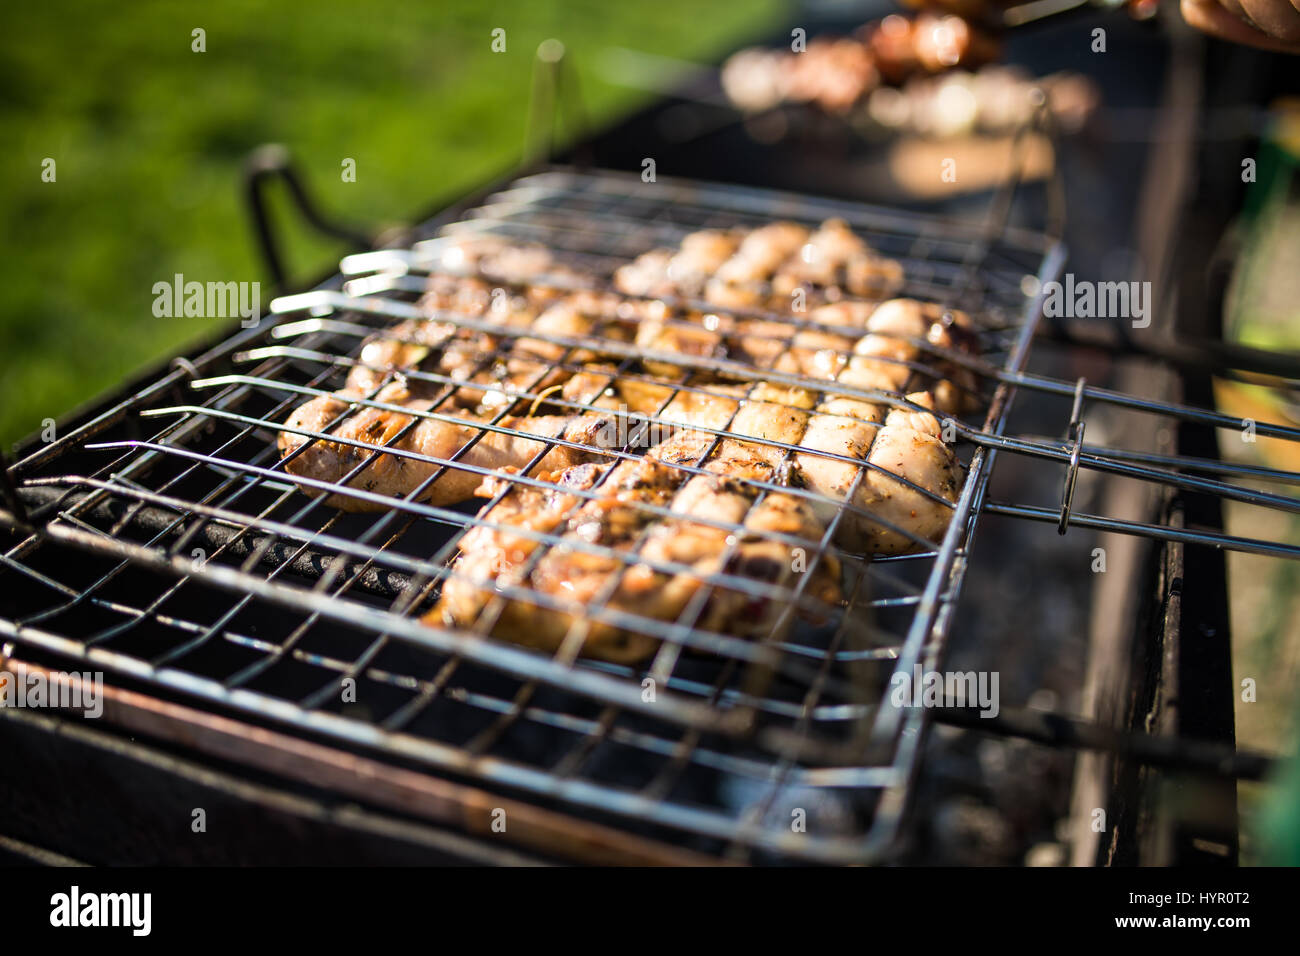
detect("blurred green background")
[0,0,783,448]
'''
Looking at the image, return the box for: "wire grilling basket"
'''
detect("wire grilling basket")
[2,167,1297,864]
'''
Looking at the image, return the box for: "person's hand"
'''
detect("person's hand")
[1181,0,1300,52]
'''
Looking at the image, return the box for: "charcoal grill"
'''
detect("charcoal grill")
[2,16,1297,867]
[3,158,1296,865]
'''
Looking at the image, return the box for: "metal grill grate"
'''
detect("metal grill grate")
[2,168,1297,864]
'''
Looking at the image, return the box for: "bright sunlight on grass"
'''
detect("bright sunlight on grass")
[0,1,784,447]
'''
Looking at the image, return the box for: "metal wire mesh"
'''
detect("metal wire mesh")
[4,167,1296,863]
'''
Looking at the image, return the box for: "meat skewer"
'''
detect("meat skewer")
[721,12,1002,115]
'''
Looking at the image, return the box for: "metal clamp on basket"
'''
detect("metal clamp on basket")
[1058,376,1086,534]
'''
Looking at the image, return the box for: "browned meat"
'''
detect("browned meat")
[721,12,1003,114]
[784,38,881,114]
[276,228,979,665]
[813,298,981,413]
[849,391,962,554]
[430,421,841,664]
[279,384,620,511]
[617,219,904,313]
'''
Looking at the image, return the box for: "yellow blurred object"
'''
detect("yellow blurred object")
[1219,95,1300,471]
[1273,97,1300,159]
[887,133,1053,197]
[1213,378,1300,474]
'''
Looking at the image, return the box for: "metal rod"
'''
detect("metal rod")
[243,144,372,291]
[983,500,1300,558]
[933,705,1275,781]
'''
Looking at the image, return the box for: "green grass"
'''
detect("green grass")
[0,0,784,448]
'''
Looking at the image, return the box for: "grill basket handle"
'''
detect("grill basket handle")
[242,144,373,292]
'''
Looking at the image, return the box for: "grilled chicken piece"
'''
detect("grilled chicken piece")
[921,304,982,413]
[508,291,632,366]
[350,313,475,397]
[434,452,682,664]
[855,298,981,413]
[723,381,817,465]
[636,318,733,380]
[794,395,886,540]
[618,220,904,314]
[723,222,813,280]
[569,368,685,421]
[790,389,961,554]
[430,458,620,651]
[558,364,623,411]
[633,445,840,646]
[663,230,744,298]
[613,229,746,302]
[705,222,812,309]
[770,219,904,301]
[426,233,557,286]
[611,249,674,299]
[853,391,962,554]
[345,273,517,396]
[279,383,619,511]
[628,381,837,643]
[810,298,980,413]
